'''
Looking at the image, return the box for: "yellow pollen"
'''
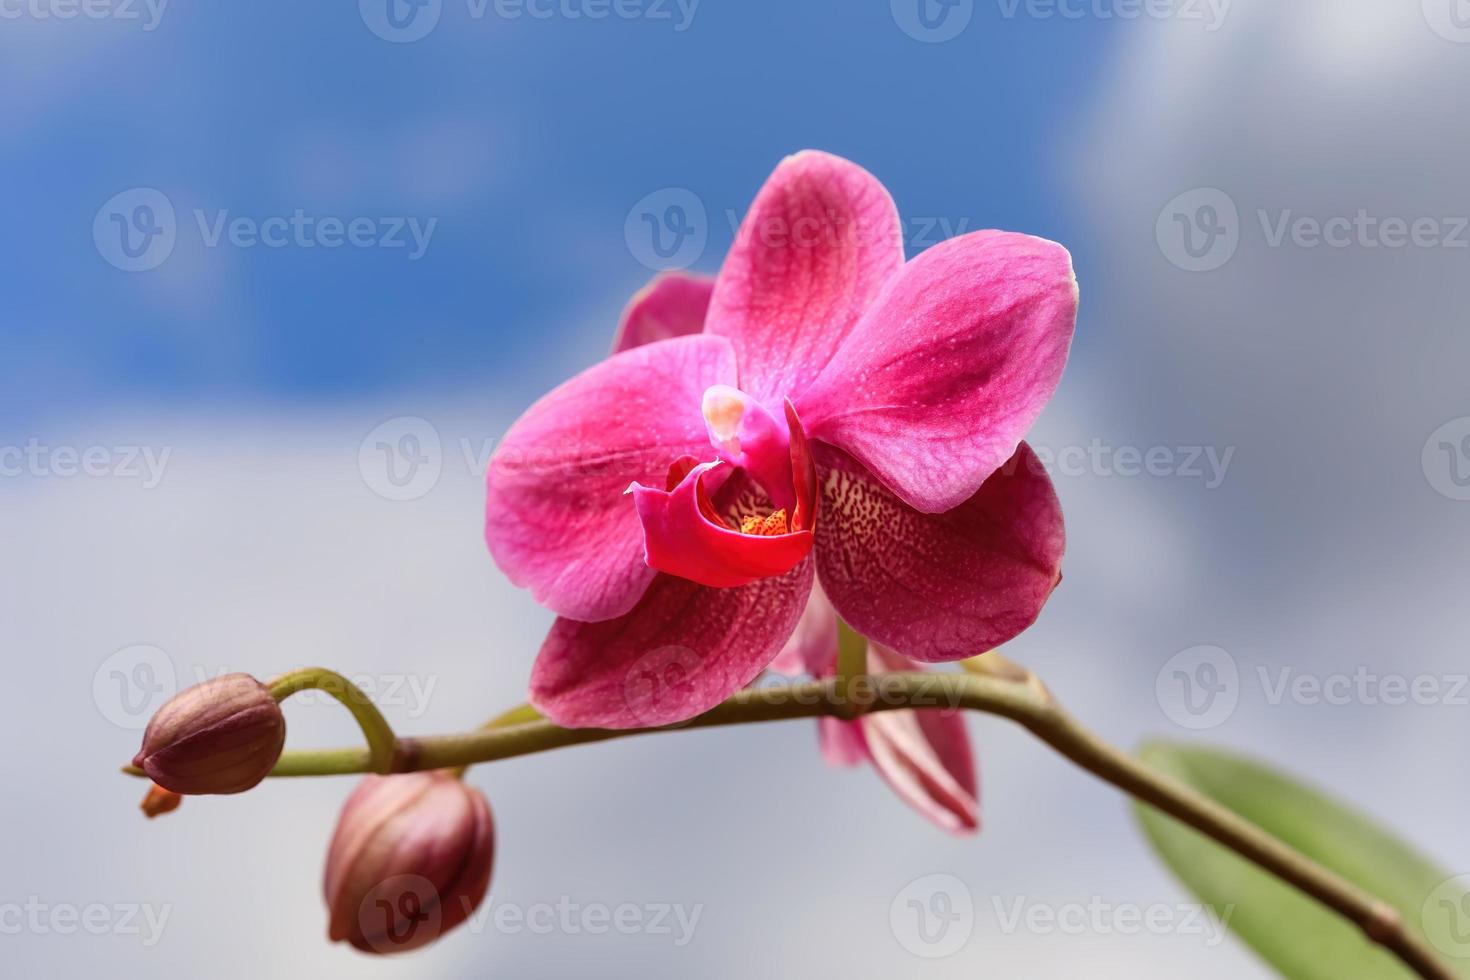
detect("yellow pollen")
[740,509,789,536]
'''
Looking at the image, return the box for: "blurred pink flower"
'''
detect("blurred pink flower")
[486,150,1075,730]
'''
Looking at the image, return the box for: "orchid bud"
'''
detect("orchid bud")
[132,673,286,795]
[323,771,495,954]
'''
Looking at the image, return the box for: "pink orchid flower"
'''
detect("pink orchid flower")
[771,584,978,835]
[486,150,1076,730]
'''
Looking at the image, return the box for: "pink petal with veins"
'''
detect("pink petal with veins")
[706,151,903,402]
[485,334,737,622]
[799,230,1077,514]
[813,441,1064,662]
[529,559,814,729]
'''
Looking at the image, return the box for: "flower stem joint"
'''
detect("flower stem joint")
[132,673,287,796]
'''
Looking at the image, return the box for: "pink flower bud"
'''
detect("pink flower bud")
[323,771,495,955]
[132,673,286,795]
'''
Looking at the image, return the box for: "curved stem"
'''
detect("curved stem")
[124,666,1453,980]
[266,667,398,774]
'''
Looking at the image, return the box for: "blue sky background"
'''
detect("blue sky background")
[7,2,1470,978]
[6,1,1108,422]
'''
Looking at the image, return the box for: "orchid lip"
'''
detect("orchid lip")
[627,396,818,589]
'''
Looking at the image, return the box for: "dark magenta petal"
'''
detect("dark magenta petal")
[706,151,903,402]
[529,559,815,729]
[631,461,812,589]
[813,441,1064,662]
[485,334,737,622]
[799,231,1078,514]
[610,272,714,354]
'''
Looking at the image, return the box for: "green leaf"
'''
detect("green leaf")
[1134,741,1470,979]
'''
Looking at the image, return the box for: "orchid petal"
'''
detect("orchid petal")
[813,442,1064,662]
[529,559,814,729]
[485,334,737,622]
[860,645,979,835]
[769,580,838,676]
[610,272,714,354]
[799,231,1078,514]
[706,151,903,402]
[818,716,868,768]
